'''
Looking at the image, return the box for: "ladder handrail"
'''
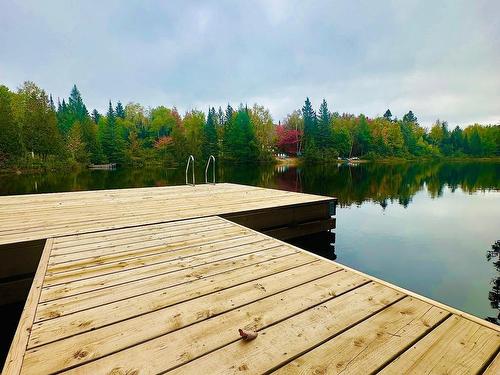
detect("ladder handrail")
[185,155,195,186]
[205,155,216,184]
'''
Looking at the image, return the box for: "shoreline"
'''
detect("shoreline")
[1,156,499,175]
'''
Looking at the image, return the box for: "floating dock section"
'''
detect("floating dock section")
[0,184,498,374]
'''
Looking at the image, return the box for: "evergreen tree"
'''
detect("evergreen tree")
[383,109,392,121]
[439,121,452,155]
[91,109,101,124]
[468,129,483,156]
[99,102,114,161]
[216,106,225,156]
[225,104,234,124]
[222,104,234,157]
[49,94,55,111]
[402,110,417,124]
[400,117,418,155]
[115,101,125,119]
[302,97,316,155]
[100,101,125,163]
[203,107,218,158]
[450,126,464,154]
[225,105,257,161]
[217,107,224,126]
[316,99,332,149]
[68,84,88,122]
[57,99,72,135]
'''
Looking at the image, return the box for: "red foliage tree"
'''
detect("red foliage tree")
[276,125,302,155]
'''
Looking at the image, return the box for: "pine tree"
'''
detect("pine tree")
[49,94,55,111]
[57,98,72,135]
[68,84,88,122]
[100,101,116,162]
[203,107,218,158]
[383,109,392,121]
[91,109,101,124]
[402,110,417,124]
[115,101,125,119]
[222,104,234,157]
[468,129,483,156]
[316,99,332,149]
[450,126,464,154]
[302,97,317,156]
[225,106,257,161]
[225,104,234,124]
[217,107,224,125]
[439,121,452,155]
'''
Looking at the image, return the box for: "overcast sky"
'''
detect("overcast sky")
[0,0,499,127]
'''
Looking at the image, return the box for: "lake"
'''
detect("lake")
[0,160,499,323]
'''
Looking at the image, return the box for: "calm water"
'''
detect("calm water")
[0,161,499,322]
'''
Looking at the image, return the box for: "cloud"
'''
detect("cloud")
[0,0,498,127]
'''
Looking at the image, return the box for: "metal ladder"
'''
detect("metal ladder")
[185,155,195,186]
[205,155,216,184]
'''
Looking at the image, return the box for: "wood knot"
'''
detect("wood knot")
[107,368,139,375]
[47,311,61,318]
[238,364,249,371]
[78,320,92,328]
[354,338,365,347]
[73,349,89,359]
[254,283,266,292]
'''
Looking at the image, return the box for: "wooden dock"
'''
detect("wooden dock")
[1,184,499,374]
[0,183,335,246]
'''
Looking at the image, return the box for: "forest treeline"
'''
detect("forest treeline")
[0,82,498,169]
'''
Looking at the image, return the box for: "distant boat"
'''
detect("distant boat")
[88,163,117,170]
